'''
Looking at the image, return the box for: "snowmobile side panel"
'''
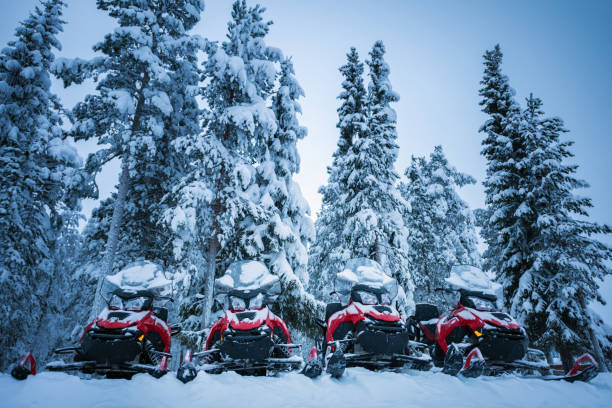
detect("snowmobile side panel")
[218,330,274,361]
[477,326,528,362]
[356,325,410,355]
[80,329,143,364]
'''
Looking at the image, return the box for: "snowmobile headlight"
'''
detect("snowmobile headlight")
[356,290,378,305]
[229,296,246,311]
[109,294,124,309]
[473,329,483,337]
[380,293,392,305]
[249,293,265,309]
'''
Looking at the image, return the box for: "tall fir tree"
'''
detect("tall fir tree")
[0,0,91,367]
[477,44,527,310]
[308,47,367,300]
[165,1,306,342]
[512,95,611,370]
[254,58,320,335]
[343,41,413,310]
[401,146,481,307]
[54,0,205,316]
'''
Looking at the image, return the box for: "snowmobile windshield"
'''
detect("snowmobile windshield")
[351,285,390,305]
[229,296,247,311]
[249,293,265,309]
[124,296,152,311]
[354,290,378,305]
[464,295,497,311]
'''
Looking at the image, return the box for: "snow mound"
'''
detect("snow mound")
[335,258,398,303]
[106,261,172,294]
[445,265,500,295]
[215,260,281,298]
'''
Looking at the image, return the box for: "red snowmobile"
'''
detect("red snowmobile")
[177,261,302,383]
[310,258,432,378]
[411,266,599,381]
[11,289,180,380]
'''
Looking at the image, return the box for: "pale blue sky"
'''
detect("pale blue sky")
[1,0,611,320]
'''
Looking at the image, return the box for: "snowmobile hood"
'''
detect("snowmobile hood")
[458,307,521,330]
[206,306,291,350]
[360,303,402,322]
[95,308,151,329]
[326,302,403,344]
[227,307,271,331]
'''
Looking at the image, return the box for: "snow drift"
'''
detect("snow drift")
[1,370,611,408]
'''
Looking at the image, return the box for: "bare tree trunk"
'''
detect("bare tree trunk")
[200,235,219,330]
[588,328,608,372]
[91,161,130,318]
[90,72,149,319]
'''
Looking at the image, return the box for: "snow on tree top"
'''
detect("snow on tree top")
[105,261,172,293]
[215,260,281,296]
[445,265,500,295]
[335,258,398,302]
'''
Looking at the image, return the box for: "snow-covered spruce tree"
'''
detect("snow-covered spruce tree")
[308,47,367,300]
[0,0,91,368]
[254,58,320,336]
[513,95,611,370]
[477,44,527,309]
[54,0,205,316]
[342,41,413,311]
[165,1,280,342]
[401,146,480,307]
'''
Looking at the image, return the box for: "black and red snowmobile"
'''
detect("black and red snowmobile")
[12,288,180,380]
[308,258,432,378]
[177,261,302,383]
[411,265,599,382]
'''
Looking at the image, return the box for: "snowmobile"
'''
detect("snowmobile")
[11,288,181,380]
[177,261,303,383]
[307,258,432,378]
[410,265,599,382]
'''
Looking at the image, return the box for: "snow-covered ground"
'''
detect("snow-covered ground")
[2,369,611,408]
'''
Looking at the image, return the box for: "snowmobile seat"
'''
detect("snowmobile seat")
[325,303,343,323]
[414,303,440,322]
[153,307,168,322]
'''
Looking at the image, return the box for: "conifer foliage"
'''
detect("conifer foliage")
[54,0,205,315]
[310,42,413,312]
[0,0,90,367]
[308,47,367,299]
[477,44,526,309]
[513,95,611,369]
[401,146,480,306]
[478,45,611,369]
[166,1,319,339]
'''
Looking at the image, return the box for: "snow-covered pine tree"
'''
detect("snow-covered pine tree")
[477,44,527,310]
[165,1,282,339]
[342,41,413,311]
[308,47,367,300]
[254,58,320,336]
[54,0,205,316]
[513,95,611,370]
[0,0,91,368]
[401,146,480,307]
